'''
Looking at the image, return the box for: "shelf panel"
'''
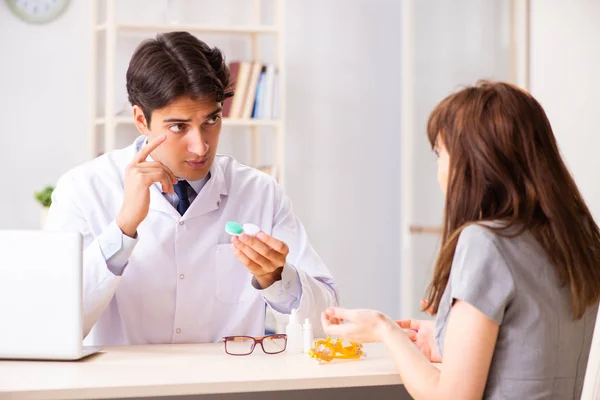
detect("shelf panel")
[409,225,443,235]
[223,119,282,128]
[94,116,129,125]
[95,117,281,128]
[92,24,281,35]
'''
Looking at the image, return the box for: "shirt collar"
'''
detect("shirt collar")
[186,173,210,194]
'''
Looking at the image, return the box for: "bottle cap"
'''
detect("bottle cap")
[225,221,243,235]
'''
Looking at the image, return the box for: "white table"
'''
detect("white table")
[0,343,406,399]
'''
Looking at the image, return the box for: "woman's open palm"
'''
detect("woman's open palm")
[396,319,441,363]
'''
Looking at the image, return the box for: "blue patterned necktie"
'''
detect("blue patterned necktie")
[173,180,191,215]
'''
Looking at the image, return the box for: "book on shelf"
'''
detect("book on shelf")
[221,61,240,118]
[224,61,279,120]
[271,67,280,119]
[241,62,262,119]
[261,64,276,119]
[227,61,251,119]
[251,66,267,118]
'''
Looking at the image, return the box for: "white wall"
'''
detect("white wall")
[0,1,91,229]
[529,0,600,220]
[285,0,402,317]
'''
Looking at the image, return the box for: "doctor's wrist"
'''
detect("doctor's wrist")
[116,215,139,238]
[254,266,284,289]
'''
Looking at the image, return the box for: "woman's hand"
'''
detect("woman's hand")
[321,307,397,343]
[396,319,441,362]
[322,299,442,362]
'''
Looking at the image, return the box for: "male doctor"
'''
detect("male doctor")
[46,31,338,345]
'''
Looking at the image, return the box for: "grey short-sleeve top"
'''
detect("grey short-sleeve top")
[435,223,598,399]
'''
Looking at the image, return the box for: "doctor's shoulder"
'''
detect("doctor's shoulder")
[54,148,130,198]
[215,154,281,193]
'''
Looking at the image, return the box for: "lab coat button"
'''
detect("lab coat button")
[179,274,185,279]
[176,328,181,334]
[179,221,184,226]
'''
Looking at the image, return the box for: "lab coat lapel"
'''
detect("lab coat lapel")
[182,157,229,221]
[149,185,181,219]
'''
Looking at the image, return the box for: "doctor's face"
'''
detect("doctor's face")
[134,96,222,181]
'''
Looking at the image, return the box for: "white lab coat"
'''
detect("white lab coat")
[45,137,338,345]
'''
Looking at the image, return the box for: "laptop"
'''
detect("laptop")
[0,230,101,360]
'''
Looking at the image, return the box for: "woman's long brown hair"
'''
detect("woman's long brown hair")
[425,81,600,319]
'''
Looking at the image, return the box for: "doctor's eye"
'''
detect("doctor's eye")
[204,115,221,126]
[169,123,187,133]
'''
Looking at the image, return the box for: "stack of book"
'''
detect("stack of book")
[223,61,279,120]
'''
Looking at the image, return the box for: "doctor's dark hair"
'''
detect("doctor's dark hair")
[425,81,600,320]
[126,31,232,128]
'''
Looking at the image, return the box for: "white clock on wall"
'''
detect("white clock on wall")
[6,0,70,24]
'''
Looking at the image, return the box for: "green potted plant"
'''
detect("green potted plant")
[34,186,54,228]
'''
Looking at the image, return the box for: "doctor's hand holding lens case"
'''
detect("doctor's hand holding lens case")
[226,221,290,289]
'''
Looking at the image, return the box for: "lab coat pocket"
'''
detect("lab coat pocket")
[214,244,256,304]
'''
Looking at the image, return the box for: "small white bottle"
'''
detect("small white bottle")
[303,318,314,353]
[285,309,304,353]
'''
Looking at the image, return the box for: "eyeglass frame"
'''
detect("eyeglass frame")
[222,334,288,356]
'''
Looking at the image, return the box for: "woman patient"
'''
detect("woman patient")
[323,81,600,399]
